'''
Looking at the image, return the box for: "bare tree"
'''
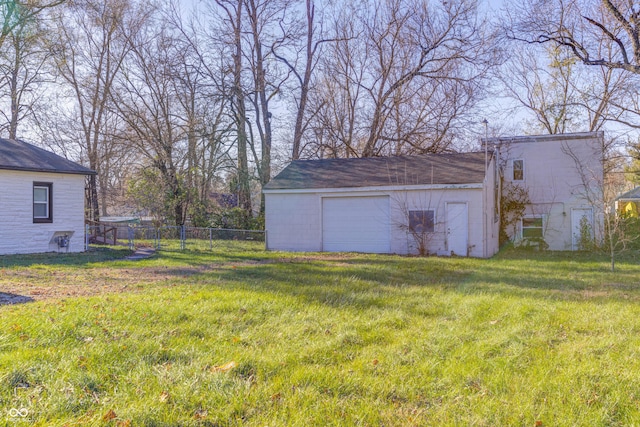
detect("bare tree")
[508,0,640,76]
[271,0,338,160]
[307,0,493,158]
[114,20,190,225]
[0,14,51,139]
[210,0,253,215]
[162,2,238,222]
[0,0,64,53]
[49,0,140,221]
[243,0,293,213]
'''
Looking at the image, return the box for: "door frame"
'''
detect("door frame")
[445,201,469,256]
[571,207,594,250]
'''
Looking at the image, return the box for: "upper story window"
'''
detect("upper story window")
[33,182,52,223]
[513,159,524,181]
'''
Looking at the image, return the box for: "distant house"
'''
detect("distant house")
[615,187,640,217]
[0,138,95,255]
[264,152,500,258]
[492,132,604,251]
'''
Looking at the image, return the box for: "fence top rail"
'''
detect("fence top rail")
[190,227,265,233]
[90,224,265,233]
[124,225,265,233]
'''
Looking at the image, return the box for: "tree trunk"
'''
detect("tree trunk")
[232,0,252,214]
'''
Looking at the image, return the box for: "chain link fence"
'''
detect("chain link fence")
[86,224,265,252]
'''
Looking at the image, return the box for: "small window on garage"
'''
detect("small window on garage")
[513,159,524,181]
[409,210,435,233]
[521,216,543,238]
[33,182,52,223]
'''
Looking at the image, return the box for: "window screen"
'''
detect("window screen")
[33,182,52,223]
[522,217,543,238]
[409,210,435,233]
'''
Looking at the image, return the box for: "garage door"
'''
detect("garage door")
[322,196,390,253]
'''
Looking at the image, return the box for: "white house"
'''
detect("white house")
[264,152,500,258]
[492,132,604,251]
[0,138,95,255]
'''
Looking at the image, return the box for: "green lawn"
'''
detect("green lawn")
[1,244,640,426]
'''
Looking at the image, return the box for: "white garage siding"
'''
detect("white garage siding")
[322,196,390,253]
[265,193,322,251]
[264,183,499,258]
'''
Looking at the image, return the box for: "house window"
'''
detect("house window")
[521,216,543,239]
[33,182,52,223]
[513,159,524,181]
[409,210,435,233]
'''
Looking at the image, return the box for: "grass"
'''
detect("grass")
[1,243,640,426]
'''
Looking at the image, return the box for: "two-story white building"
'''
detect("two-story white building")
[0,138,95,255]
[492,132,604,251]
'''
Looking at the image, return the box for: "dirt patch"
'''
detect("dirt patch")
[0,255,358,306]
[0,261,271,305]
[0,266,194,305]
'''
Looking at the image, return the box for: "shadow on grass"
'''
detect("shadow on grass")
[0,246,132,267]
[0,292,34,306]
[178,248,640,307]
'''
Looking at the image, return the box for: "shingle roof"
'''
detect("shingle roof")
[264,152,489,190]
[617,187,640,200]
[0,138,95,175]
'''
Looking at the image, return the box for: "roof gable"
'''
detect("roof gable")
[265,152,489,190]
[0,138,95,175]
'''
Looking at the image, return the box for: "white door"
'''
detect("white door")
[322,196,390,253]
[571,208,593,250]
[446,202,468,256]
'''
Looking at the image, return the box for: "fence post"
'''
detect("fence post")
[181,225,186,250]
[156,228,160,250]
[128,226,134,251]
[209,227,213,251]
[85,224,89,251]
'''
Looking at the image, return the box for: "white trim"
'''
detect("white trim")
[263,182,484,195]
[518,214,544,240]
[33,185,50,218]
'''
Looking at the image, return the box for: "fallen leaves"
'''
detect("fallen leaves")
[210,361,237,373]
[159,391,171,403]
[102,409,117,422]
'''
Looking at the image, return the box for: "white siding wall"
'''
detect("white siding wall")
[265,193,322,251]
[387,188,486,257]
[265,182,497,258]
[499,133,604,250]
[0,170,87,255]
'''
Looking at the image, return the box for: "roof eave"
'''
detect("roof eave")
[263,182,485,194]
[0,166,96,175]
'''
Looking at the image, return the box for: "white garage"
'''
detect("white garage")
[263,153,500,258]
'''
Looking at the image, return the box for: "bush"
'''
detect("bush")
[210,208,264,230]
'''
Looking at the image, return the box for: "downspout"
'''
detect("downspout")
[482,119,488,258]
